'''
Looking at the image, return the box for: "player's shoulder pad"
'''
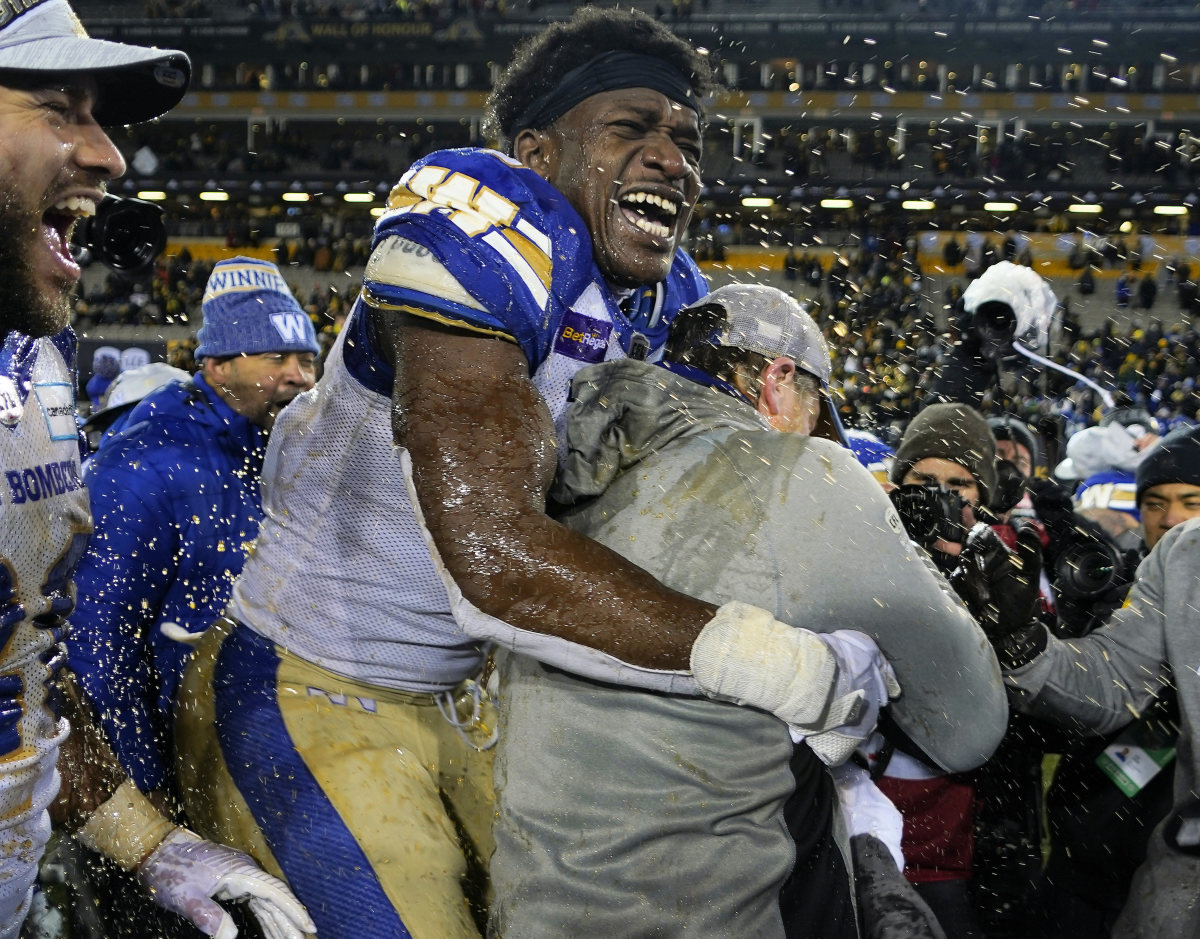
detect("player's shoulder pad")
[372,147,575,252]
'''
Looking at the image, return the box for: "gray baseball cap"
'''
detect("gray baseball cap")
[0,0,190,126]
[700,283,832,385]
[682,283,846,442]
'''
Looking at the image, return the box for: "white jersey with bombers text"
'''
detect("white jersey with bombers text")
[0,330,90,937]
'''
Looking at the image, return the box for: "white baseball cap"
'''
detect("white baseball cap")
[0,0,190,125]
[82,361,190,432]
[693,283,832,385]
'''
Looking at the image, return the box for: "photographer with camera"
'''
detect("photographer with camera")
[991,441,1200,936]
[877,402,1047,939]
[1033,426,1200,938]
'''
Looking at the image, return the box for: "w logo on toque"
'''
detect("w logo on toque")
[270,312,312,345]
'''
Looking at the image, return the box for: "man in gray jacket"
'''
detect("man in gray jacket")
[490,285,1006,938]
[996,510,1200,938]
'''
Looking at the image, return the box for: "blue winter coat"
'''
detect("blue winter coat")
[68,373,267,791]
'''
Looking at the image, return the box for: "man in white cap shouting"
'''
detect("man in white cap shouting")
[0,4,314,938]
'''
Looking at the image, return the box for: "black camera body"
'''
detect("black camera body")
[71,194,167,277]
[889,483,968,554]
[1052,531,1123,600]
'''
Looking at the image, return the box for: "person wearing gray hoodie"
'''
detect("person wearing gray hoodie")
[489,285,1007,939]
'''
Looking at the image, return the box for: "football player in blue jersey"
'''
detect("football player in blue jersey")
[0,3,314,938]
[175,8,899,938]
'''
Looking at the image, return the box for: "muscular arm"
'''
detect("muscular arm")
[379,311,715,670]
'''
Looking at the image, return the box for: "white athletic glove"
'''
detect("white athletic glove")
[805,629,901,766]
[690,603,900,764]
[76,782,316,939]
[137,828,316,939]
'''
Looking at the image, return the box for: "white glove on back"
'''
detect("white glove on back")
[690,603,900,764]
[136,828,316,939]
[804,629,901,765]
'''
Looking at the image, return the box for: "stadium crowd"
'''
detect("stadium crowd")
[9,3,1200,939]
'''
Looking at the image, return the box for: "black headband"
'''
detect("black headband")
[509,50,702,136]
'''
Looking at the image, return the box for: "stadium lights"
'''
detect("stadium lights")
[1154,205,1189,216]
[901,200,936,211]
[983,201,1018,212]
[343,192,375,203]
[136,191,167,201]
[199,191,229,202]
[282,192,311,203]
[741,196,774,208]
[1068,203,1103,214]
[820,198,854,209]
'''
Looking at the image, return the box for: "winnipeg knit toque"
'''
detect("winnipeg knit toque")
[196,257,319,359]
[890,403,998,506]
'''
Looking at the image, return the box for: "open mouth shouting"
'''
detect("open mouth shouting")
[41,192,100,282]
[618,189,682,241]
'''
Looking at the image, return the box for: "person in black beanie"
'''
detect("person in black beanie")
[1136,425,1200,551]
[888,402,999,569]
[988,415,1045,480]
[882,402,1042,939]
[1036,425,1200,937]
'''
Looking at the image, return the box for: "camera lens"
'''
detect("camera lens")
[1054,539,1119,599]
[990,458,1027,515]
[72,194,167,276]
[889,483,966,554]
[974,300,1017,342]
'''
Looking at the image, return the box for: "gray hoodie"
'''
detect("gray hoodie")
[553,358,1006,774]
[1006,516,1200,938]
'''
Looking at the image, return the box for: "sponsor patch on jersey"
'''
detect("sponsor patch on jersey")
[0,376,22,427]
[33,382,77,441]
[554,310,612,365]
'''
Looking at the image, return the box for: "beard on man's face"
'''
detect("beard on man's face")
[0,189,73,340]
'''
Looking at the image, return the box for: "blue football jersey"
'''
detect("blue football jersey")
[349,147,707,429]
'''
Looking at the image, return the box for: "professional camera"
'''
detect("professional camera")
[960,261,1058,359]
[889,483,967,555]
[973,300,1018,346]
[1051,528,1123,600]
[71,194,167,277]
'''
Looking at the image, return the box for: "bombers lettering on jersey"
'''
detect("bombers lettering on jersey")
[7,458,82,504]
